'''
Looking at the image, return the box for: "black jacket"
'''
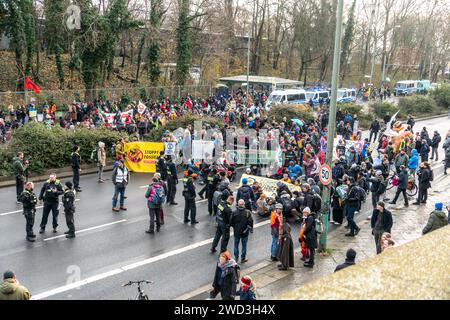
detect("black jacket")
[397,169,409,190]
[71,152,81,170]
[182,176,196,199]
[334,260,356,272]
[304,214,317,249]
[166,161,178,182]
[39,180,64,203]
[212,262,239,299]
[370,120,380,132]
[19,189,37,211]
[63,189,76,212]
[345,184,361,208]
[370,209,393,233]
[216,201,233,226]
[418,168,432,188]
[231,208,254,238]
[431,133,441,148]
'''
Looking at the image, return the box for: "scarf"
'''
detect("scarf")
[219,259,237,279]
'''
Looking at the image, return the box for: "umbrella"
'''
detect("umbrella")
[291,118,304,126]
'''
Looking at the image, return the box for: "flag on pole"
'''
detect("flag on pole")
[137,101,147,114]
[24,77,41,94]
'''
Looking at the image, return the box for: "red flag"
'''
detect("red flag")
[25,77,41,94]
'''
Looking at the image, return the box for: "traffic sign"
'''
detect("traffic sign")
[319,164,332,186]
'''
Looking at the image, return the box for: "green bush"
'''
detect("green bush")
[370,101,400,119]
[432,85,450,110]
[337,103,363,117]
[397,95,438,116]
[0,123,126,176]
[267,104,315,124]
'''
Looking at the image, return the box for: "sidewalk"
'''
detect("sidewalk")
[183,173,449,300]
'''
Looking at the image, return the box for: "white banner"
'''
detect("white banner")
[192,140,215,160]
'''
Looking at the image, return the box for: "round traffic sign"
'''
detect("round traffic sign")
[319,164,332,185]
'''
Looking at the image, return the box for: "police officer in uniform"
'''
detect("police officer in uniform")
[156,151,167,181]
[182,170,198,224]
[39,174,64,233]
[12,152,29,203]
[203,168,220,215]
[166,156,178,205]
[19,182,37,242]
[63,181,76,238]
[211,195,234,253]
[71,145,82,192]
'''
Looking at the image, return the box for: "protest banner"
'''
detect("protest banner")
[192,140,215,160]
[124,142,165,173]
[238,174,302,197]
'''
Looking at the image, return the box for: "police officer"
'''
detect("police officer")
[182,170,198,224]
[71,145,82,192]
[63,181,76,238]
[18,182,37,242]
[200,168,220,215]
[166,156,178,205]
[12,152,29,203]
[211,195,234,253]
[38,173,64,233]
[156,151,167,181]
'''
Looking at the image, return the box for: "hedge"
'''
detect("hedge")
[370,101,401,119]
[0,123,126,176]
[267,104,315,124]
[431,85,450,109]
[397,96,438,116]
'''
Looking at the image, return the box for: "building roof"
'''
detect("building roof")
[219,75,303,87]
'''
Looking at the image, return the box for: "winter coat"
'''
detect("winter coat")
[97,146,106,167]
[370,209,393,233]
[420,143,430,160]
[422,210,448,234]
[0,279,31,300]
[408,149,419,170]
[418,168,432,188]
[212,260,239,299]
[231,208,254,238]
[304,213,317,249]
[431,133,441,148]
[397,169,409,190]
[334,259,356,272]
[276,223,295,268]
[236,284,256,300]
[394,153,409,168]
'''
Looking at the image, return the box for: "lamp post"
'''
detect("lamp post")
[319,0,344,251]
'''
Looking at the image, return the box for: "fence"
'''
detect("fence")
[0,84,214,108]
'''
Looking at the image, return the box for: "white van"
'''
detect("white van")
[265,89,307,108]
[337,88,357,103]
[305,90,330,105]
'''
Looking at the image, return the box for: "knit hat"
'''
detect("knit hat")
[303,207,311,214]
[346,248,357,260]
[3,270,14,280]
[242,178,248,185]
[435,202,443,210]
[241,276,252,286]
[221,251,231,261]
[275,203,283,209]
[65,181,73,189]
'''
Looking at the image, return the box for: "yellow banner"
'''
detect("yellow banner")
[239,174,302,197]
[124,142,165,173]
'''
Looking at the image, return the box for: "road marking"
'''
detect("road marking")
[0,199,80,217]
[196,199,207,203]
[43,219,126,241]
[31,219,270,300]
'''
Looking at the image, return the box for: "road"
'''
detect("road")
[0,116,448,300]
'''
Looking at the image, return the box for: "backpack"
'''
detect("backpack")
[429,169,434,182]
[311,193,322,212]
[315,214,324,234]
[240,186,251,203]
[280,197,293,213]
[213,190,223,206]
[356,186,367,202]
[377,181,387,195]
[148,184,165,205]
[332,165,343,180]
[90,147,98,162]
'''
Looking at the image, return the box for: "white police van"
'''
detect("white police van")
[265,89,307,108]
[305,90,330,105]
[337,88,357,103]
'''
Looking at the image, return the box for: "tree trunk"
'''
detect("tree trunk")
[135,34,146,83]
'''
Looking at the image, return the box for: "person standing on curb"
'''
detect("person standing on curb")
[111,159,129,212]
[211,195,234,253]
[389,165,409,207]
[334,248,357,272]
[18,182,37,242]
[71,145,82,192]
[231,199,254,263]
[145,176,165,234]
[422,202,448,235]
[371,201,393,254]
[270,203,283,261]
[302,207,317,268]
[97,141,106,183]
[63,181,76,239]
[38,174,64,233]
[12,152,29,204]
[0,270,31,300]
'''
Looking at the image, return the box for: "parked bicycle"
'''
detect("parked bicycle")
[386,172,418,197]
[122,280,153,300]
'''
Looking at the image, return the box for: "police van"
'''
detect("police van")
[394,80,418,96]
[337,88,357,103]
[305,90,330,105]
[265,89,307,108]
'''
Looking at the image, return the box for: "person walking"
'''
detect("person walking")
[231,199,254,263]
[276,222,294,270]
[270,203,283,261]
[369,119,380,143]
[182,170,198,224]
[407,115,415,133]
[144,176,165,234]
[62,181,76,239]
[18,182,37,242]
[371,201,393,254]
[12,152,29,203]
[71,145,82,192]
[202,168,220,215]
[211,195,234,253]
[413,162,432,205]
[334,249,357,272]
[430,131,442,161]
[111,159,129,212]
[302,207,317,268]
[389,165,409,207]
[422,203,448,234]
[38,174,64,233]
[344,177,361,237]
[97,141,106,183]
[368,170,386,210]
[165,156,178,205]
[0,270,31,300]
[210,251,239,300]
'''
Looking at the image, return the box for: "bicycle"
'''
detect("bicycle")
[122,280,153,300]
[386,172,418,197]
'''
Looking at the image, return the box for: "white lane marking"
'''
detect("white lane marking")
[43,220,126,241]
[196,199,207,203]
[0,199,80,217]
[31,219,270,300]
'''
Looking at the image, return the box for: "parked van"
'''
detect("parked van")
[394,80,418,96]
[265,89,307,108]
[305,90,330,105]
[337,88,357,103]
[417,80,431,94]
